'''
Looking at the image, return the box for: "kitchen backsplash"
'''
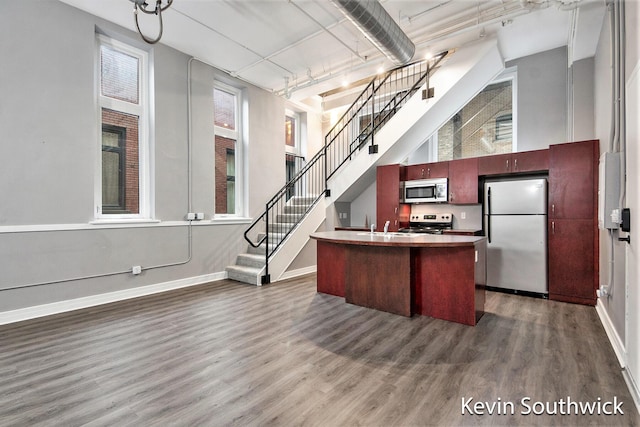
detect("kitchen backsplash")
[411,203,483,230]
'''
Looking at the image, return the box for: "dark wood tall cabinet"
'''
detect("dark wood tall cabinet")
[548,140,599,305]
[376,164,403,232]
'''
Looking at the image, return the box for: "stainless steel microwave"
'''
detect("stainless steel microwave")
[403,178,448,203]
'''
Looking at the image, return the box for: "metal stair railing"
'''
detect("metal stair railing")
[243,52,448,284]
[325,52,447,179]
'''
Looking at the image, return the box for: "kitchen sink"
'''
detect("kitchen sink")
[356,232,421,238]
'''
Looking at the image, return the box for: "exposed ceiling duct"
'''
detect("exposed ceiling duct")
[331,0,415,65]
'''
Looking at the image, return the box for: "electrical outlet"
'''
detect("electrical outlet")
[186,213,196,220]
[132,265,142,275]
[461,212,466,220]
[196,213,205,220]
[611,209,621,224]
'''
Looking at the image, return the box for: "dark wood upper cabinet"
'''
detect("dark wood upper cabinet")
[405,162,449,180]
[549,140,598,220]
[477,153,512,175]
[448,158,478,204]
[478,150,549,176]
[513,149,549,173]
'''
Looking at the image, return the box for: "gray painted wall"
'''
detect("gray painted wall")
[506,46,569,151]
[0,1,320,313]
[571,57,596,141]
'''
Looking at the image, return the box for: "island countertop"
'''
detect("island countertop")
[311,230,487,325]
[310,230,485,247]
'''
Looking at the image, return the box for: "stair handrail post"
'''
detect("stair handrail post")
[323,138,329,197]
[262,202,271,284]
[370,78,376,151]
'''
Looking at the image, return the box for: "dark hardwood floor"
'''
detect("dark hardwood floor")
[0,274,637,426]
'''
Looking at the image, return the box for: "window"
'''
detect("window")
[495,113,513,140]
[214,84,242,216]
[437,78,514,161]
[285,114,297,148]
[97,35,149,218]
[285,110,304,200]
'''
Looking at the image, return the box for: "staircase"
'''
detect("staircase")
[226,195,316,285]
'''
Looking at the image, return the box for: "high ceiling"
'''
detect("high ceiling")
[60,0,606,102]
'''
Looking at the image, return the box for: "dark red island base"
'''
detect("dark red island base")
[310,231,487,326]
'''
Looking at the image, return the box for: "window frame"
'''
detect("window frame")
[95,34,151,221]
[213,81,244,219]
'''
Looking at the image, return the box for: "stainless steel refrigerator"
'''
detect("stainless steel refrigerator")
[483,178,548,294]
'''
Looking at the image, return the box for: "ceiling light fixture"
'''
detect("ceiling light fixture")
[130,0,173,44]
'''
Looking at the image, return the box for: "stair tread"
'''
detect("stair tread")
[227,265,262,273]
[237,253,264,260]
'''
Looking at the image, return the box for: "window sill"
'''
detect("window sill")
[209,216,253,225]
[90,219,161,227]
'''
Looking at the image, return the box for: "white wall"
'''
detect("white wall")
[0,0,320,314]
[625,0,640,405]
[592,0,640,405]
[350,182,377,227]
[593,2,626,347]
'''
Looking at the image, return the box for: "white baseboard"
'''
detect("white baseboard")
[0,271,228,326]
[595,300,627,368]
[622,368,640,415]
[278,265,316,281]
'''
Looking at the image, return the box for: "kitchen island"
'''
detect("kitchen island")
[310,231,487,326]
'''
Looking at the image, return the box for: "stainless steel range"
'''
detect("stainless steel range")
[398,213,453,234]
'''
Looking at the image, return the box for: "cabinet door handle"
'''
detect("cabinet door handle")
[514,159,518,171]
[427,167,431,177]
[421,168,425,178]
[506,159,509,171]
[552,204,555,215]
[394,207,398,214]
[450,192,454,202]
[552,221,555,235]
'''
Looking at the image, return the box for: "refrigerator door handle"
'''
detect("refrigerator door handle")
[487,187,492,243]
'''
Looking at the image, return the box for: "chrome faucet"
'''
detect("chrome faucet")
[384,221,390,234]
[370,223,375,233]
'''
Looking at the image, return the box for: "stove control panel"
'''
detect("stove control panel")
[409,213,452,224]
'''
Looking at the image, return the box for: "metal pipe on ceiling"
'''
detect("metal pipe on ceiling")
[331,0,415,65]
